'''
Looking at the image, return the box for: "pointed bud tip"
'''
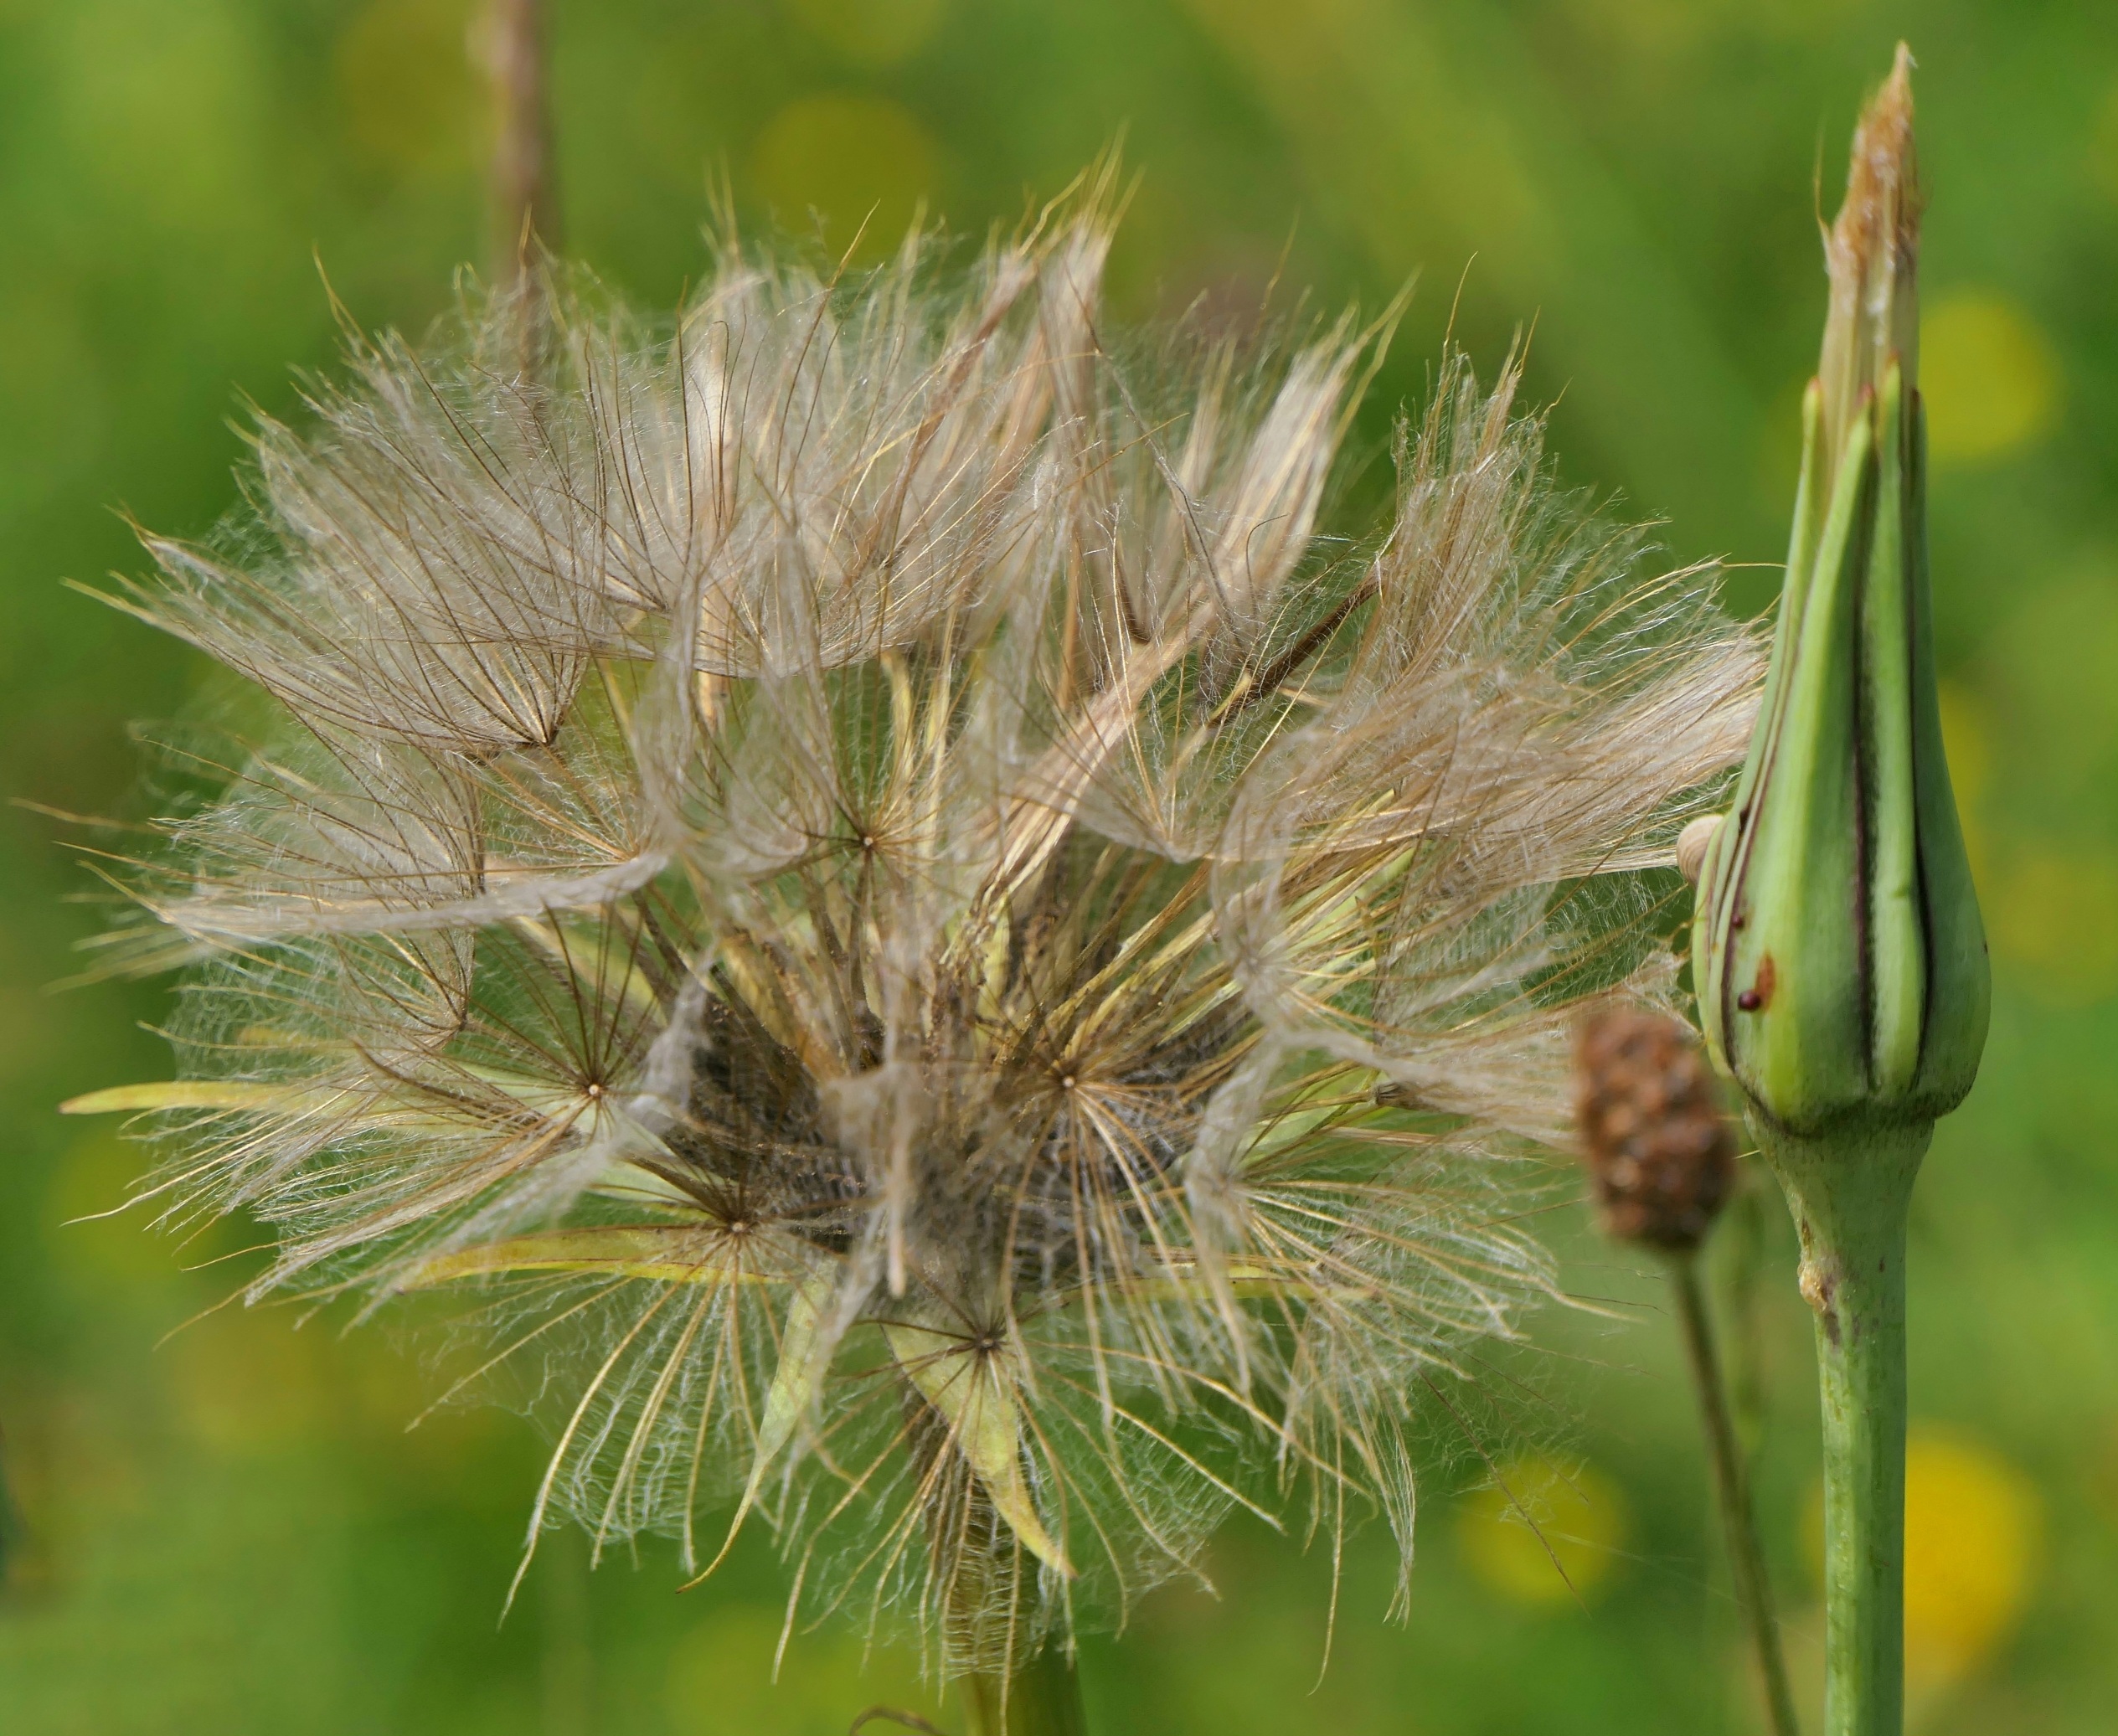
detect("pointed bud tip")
[1822,44,1921,457]
[1700,40,1988,1139]
[1837,45,1919,250]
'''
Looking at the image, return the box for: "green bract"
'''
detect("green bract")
[1693,325,1987,1136]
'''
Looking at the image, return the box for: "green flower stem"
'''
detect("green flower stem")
[1669,1254,1799,1736]
[1755,1115,1930,1736]
[961,1646,1088,1736]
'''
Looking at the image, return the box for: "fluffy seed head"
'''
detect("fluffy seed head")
[72,186,1760,1676]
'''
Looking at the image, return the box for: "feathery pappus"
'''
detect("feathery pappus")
[64,182,1762,1678]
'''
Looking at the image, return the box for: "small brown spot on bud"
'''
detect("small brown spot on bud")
[1574,1008,1737,1253]
[1735,952,1777,1012]
[1755,954,1776,1005]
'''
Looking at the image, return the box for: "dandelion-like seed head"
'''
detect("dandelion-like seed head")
[78,182,1760,1677]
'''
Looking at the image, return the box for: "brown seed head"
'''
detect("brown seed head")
[1574,1008,1736,1253]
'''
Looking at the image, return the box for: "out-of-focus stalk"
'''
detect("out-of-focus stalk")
[481,0,560,286]
[1669,1256,1801,1736]
[1688,44,1990,1736]
[961,1649,1088,1736]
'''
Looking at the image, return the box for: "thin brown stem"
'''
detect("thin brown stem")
[1671,1254,1801,1736]
[482,0,561,285]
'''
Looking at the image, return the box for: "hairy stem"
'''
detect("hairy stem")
[1755,1117,1929,1736]
[1669,1254,1799,1736]
[960,1645,1088,1736]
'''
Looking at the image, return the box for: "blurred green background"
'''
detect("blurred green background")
[4,1,2116,1731]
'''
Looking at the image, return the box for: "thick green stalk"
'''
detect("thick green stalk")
[1755,1116,1929,1736]
[961,1645,1088,1736]
[1669,1256,1799,1736]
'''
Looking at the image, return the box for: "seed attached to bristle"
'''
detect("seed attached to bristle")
[1676,813,1724,886]
[1574,1008,1737,1252]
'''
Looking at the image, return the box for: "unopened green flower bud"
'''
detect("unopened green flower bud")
[1693,49,1988,1136]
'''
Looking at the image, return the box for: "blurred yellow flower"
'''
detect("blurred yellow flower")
[1920,291,2059,466]
[1805,1427,2043,1697]
[1456,1455,1631,1606]
[784,0,945,68]
[1902,1433,2043,1692]
[750,92,940,259]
